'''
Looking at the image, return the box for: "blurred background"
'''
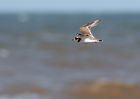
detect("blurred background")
[0,0,140,99]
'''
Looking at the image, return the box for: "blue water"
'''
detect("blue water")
[0,13,140,98]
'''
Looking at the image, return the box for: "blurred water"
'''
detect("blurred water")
[0,13,140,98]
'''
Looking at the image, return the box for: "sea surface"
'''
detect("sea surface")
[0,13,140,99]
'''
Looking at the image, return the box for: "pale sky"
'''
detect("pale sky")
[0,0,140,13]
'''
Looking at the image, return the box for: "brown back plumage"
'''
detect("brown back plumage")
[80,19,101,37]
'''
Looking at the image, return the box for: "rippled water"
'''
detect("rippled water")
[0,13,140,99]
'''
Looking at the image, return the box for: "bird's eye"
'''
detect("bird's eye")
[86,35,89,36]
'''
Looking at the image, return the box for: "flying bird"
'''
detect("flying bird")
[72,19,103,43]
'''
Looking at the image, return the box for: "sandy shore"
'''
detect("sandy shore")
[63,80,140,99]
[1,80,140,99]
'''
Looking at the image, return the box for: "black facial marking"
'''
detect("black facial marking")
[76,33,81,36]
[75,37,78,40]
[77,38,81,42]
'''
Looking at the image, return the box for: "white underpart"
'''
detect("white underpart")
[82,38,99,43]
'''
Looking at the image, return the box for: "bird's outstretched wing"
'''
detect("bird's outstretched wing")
[80,19,101,37]
[83,19,101,28]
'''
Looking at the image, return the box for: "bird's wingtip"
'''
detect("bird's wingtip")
[99,39,103,42]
